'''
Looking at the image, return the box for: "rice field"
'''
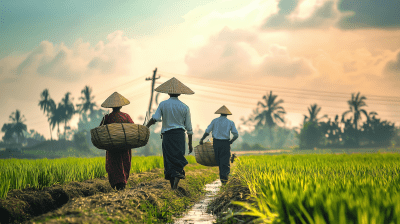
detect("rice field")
[0,155,197,199]
[233,153,400,224]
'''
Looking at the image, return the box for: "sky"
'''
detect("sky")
[1,0,400,140]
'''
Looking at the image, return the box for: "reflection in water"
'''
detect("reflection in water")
[174,179,222,224]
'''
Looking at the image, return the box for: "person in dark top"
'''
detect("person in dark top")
[99,92,134,190]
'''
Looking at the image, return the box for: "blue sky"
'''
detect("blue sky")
[1,0,400,140]
[0,0,217,58]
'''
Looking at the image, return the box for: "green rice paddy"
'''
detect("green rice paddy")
[0,155,197,199]
[233,153,400,224]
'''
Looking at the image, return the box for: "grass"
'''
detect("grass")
[232,153,400,224]
[0,155,197,199]
[22,147,106,158]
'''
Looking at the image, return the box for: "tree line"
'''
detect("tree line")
[2,87,399,151]
[237,91,400,150]
[1,86,106,150]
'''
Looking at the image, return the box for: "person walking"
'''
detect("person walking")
[199,105,239,185]
[146,77,194,189]
[99,92,134,190]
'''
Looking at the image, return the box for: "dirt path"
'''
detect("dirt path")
[0,164,219,224]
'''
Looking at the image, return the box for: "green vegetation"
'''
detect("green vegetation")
[232,153,400,223]
[0,155,197,199]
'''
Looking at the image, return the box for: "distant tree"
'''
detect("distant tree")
[342,92,369,130]
[1,123,16,144]
[255,91,286,128]
[73,131,89,151]
[303,104,328,123]
[298,121,324,149]
[48,103,63,140]
[8,110,27,144]
[38,89,55,140]
[76,86,98,120]
[362,115,396,147]
[342,117,359,147]
[60,92,75,139]
[342,92,370,146]
[319,115,342,147]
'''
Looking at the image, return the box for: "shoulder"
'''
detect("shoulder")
[228,119,236,125]
[177,99,190,110]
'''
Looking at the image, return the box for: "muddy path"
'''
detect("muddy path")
[0,164,219,224]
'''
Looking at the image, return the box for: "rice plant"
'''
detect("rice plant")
[233,153,400,223]
[0,155,197,199]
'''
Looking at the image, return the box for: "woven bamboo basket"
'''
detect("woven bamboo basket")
[194,142,218,167]
[90,123,150,151]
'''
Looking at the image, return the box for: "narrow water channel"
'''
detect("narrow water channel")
[174,179,222,224]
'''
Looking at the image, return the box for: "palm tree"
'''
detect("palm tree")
[255,91,286,128]
[342,92,369,131]
[38,89,55,140]
[1,123,15,143]
[304,104,328,123]
[9,110,27,144]
[76,86,98,120]
[60,92,75,139]
[48,103,63,140]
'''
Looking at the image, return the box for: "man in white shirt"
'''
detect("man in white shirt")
[199,105,239,185]
[146,77,194,189]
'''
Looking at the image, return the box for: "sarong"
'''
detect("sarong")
[213,139,231,183]
[106,149,132,188]
[162,128,188,180]
[102,111,134,188]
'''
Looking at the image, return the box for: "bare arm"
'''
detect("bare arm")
[199,132,209,145]
[188,134,193,154]
[146,118,156,128]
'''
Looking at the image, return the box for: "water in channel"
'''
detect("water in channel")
[174,179,222,224]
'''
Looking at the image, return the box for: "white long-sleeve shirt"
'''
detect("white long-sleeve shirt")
[152,97,193,135]
[205,116,238,140]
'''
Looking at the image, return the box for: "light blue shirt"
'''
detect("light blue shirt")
[152,97,193,135]
[205,116,239,140]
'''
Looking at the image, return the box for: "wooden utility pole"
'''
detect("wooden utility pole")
[145,68,160,121]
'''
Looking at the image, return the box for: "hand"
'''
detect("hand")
[188,144,193,154]
[229,140,233,145]
[199,139,203,145]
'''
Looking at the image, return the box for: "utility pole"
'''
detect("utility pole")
[145,68,160,121]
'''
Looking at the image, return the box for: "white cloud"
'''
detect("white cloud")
[288,0,331,21]
[185,28,315,80]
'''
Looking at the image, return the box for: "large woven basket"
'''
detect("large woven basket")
[90,123,150,151]
[194,142,218,167]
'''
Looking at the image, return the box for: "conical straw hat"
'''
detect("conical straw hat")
[215,105,232,115]
[155,77,194,95]
[101,92,130,108]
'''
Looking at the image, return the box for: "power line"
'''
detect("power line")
[159,72,400,102]
[157,76,400,106]
[157,80,400,113]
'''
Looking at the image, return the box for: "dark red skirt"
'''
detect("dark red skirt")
[106,149,132,188]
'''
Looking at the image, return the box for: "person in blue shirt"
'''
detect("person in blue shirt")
[199,105,239,185]
[146,77,194,189]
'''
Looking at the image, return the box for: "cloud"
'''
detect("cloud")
[10,31,143,82]
[263,0,341,29]
[262,0,400,30]
[384,51,400,83]
[185,27,315,80]
[385,51,400,73]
